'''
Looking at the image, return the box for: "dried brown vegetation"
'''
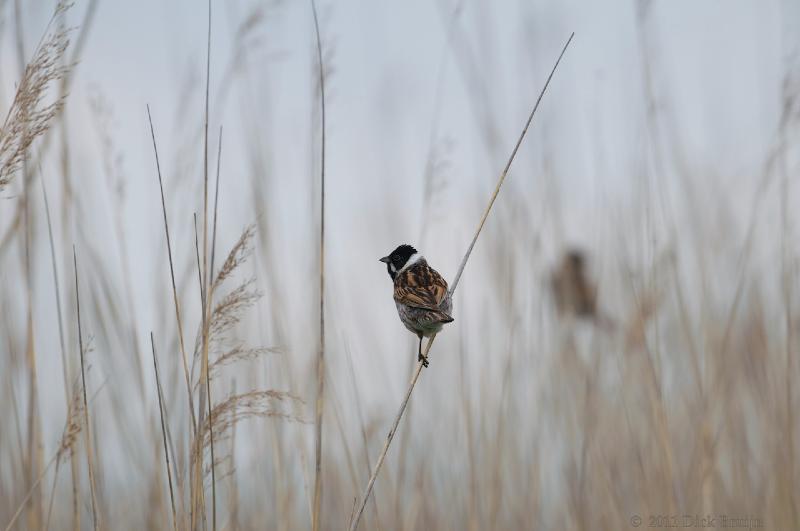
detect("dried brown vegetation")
[0,1,71,191]
[0,1,798,531]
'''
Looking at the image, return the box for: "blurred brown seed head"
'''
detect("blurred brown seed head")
[551,248,597,319]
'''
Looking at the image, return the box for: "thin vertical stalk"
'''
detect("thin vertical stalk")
[40,169,73,531]
[194,214,204,310]
[310,0,326,529]
[73,247,99,531]
[210,128,222,281]
[146,106,197,437]
[207,127,223,531]
[227,379,239,531]
[151,333,178,531]
[14,2,44,526]
[43,459,60,531]
[195,0,215,527]
[189,214,209,531]
[40,173,71,429]
[779,124,797,528]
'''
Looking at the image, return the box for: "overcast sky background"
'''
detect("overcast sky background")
[1,0,797,499]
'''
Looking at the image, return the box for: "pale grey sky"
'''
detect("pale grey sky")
[0,0,794,493]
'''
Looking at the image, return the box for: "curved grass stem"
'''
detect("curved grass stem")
[347,32,574,531]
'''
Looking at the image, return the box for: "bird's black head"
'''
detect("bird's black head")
[379,244,418,280]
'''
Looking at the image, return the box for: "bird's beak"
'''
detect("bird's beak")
[379,256,390,264]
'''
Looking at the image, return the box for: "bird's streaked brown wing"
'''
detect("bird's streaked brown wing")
[393,261,449,311]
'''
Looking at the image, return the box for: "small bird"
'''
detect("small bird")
[380,244,454,367]
[551,249,597,318]
[551,249,617,331]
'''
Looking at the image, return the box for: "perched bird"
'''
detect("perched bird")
[380,244,454,367]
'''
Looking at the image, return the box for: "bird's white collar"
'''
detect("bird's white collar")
[398,253,423,274]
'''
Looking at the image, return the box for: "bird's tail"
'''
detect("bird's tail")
[433,311,454,324]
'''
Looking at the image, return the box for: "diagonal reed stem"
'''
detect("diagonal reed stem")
[151,333,178,531]
[147,105,198,438]
[348,32,574,531]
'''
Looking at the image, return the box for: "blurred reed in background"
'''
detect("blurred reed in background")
[0,0,797,529]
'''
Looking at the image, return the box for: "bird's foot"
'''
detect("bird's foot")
[418,352,429,368]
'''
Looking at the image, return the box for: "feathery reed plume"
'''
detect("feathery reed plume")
[191,388,304,510]
[192,227,258,372]
[6,363,104,531]
[348,32,574,531]
[151,333,178,531]
[0,1,72,191]
[7,10,74,523]
[45,365,93,531]
[191,230,258,367]
[188,223,301,528]
[209,345,281,380]
[4,371,90,531]
[197,390,304,457]
[212,225,255,291]
[310,0,327,529]
[4,364,79,531]
[56,376,88,465]
[73,246,99,531]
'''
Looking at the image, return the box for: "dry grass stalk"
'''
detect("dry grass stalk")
[3,454,58,531]
[348,32,575,531]
[73,247,100,531]
[147,105,198,438]
[189,388,304,525]
[0,1,72,191]
[226,379,240,530]
[151,333,178,531]
[194,0,215,527]
[1,6,74,524]
[56,378,87,464]
[40,172,72,426]
[186,221,300,529]
[210,127,223,288]
[45,365,92,531]
[310,1,327,529]
[4,367,92,531]
[344,344,383,530]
